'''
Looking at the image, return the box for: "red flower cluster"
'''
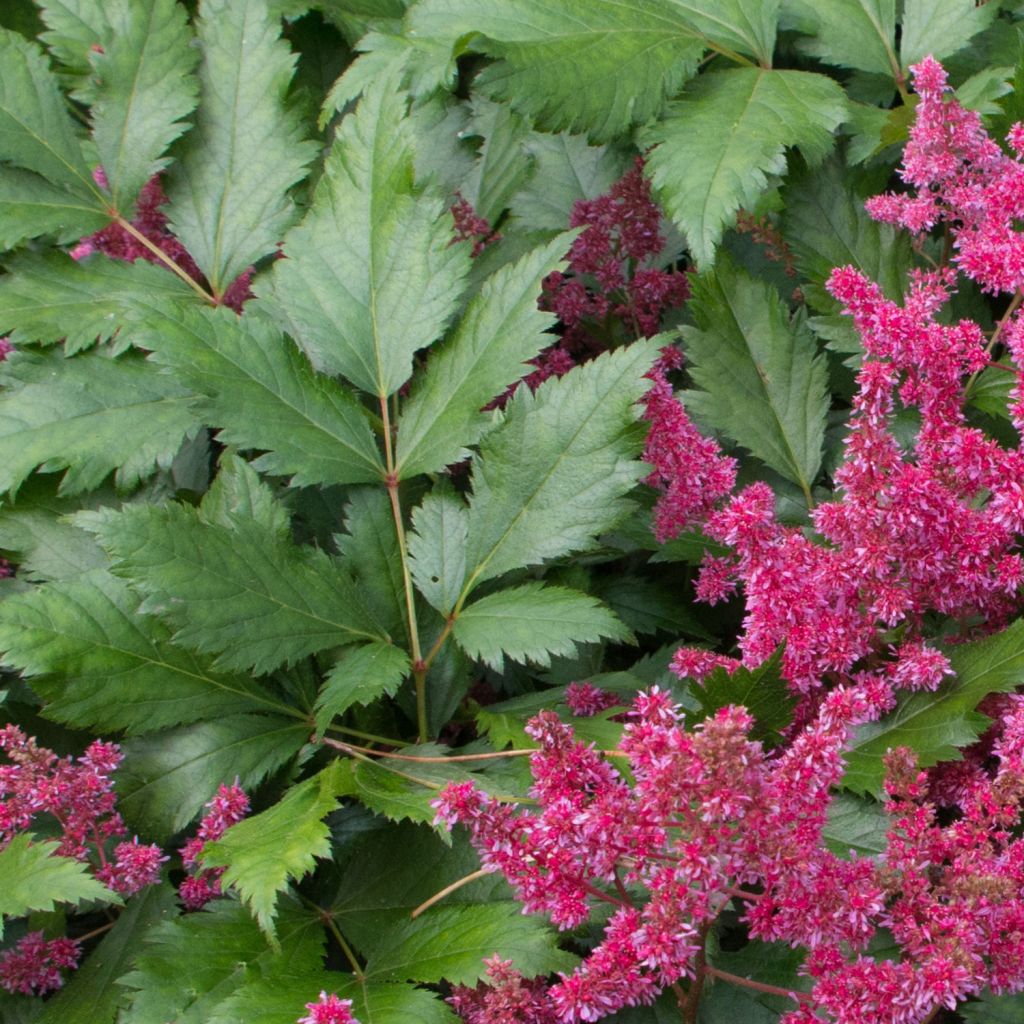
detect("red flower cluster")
[0,932,80,996]
[178,781,250,910]
[298,991,359,1024]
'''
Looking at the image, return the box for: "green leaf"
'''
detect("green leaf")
[408,487,468,616]
[320,981,456,1024]
[36,882,178,1024]
[510,130,630,234]
[0,252,198,352]
[844,620,1024,795]
[201,451,290,538]
[315,641,410,733]
[165,0,318,294]
[396,232,572,477]
[682,256,829,498]
[270,72,469,397]
[365,902,577,985]
[823,791,888,858]
[781,157,913,311]
[688,650,796,745]
[0,568,289,734]
[202,763,347,939]
[595,575,713,640]
[0,166,108,248]
[89,0,198,213]
[453,583,632,671]
[116,714,308,840]
[463,339,659,592]
[783,0,897,78]
[36,0,110,75]
[88,501,386,674]
[0,348,199,496]
[643,68,846,265]
[0,834,116,938]
[899,0,998,71]
[460,98,533,226]
[408,0,706,141]
[120,899,322,1024]
[0,29,97,194]
[131,302,385,487]
[960,991,1024,1024]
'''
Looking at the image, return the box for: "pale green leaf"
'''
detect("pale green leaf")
[395,233,571,478]
[463,339,660,591]
[0,29,97,194]
[643,68,847,265]
[365,903,577,985]
[36,882,177,1024]
[36,0,110,74]
[165,0,318,294]
[510,130,630,233]
[120,899,323,1024]
[315,641,410,732]
[0,834,116,938]
[899,0,998,71]
[682,256,828,498]
[453,583,632,671]
[87,501,387,674]
[201,451,290,538]
[408,0,706,141]
[407,487,468,615]
[89,0,197,212]
[202,763,347,939]
[0,568,289,734]
[0,165,107,248]
[116,714,308,840]
[783,0,897,78]
[270,72,470,396]
[0,252,198,352]
[460,98,533,225]
[844,620,1024,795]
[131,302,385,487]
[781,157,912,311]
[0,348,199,496]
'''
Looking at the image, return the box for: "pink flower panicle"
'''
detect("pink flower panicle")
[564,682,618,717]
[448,956,559,1023]
[298,991,359,1024]
[450,193,500,257]
[0,933,80,996]
[178,782,249,909]
[0,726,163,895]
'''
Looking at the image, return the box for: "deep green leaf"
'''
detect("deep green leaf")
[783,0,897,78]
[132,302,385,487]
[89,0,198,212]
[396,232,571,477]
[0,28,97,194]
[595,575,713,640]
[165,0,318,294]
[823,791,888,859]
[202,763,347,939]
[0,348,199,496]
[0,166,108,248]
[0,568,289,734]
[0,834,115,938]
[844,620,1024,795]
[365,902,577,985]
[36,882,177,1024]
[87,501,387,674]
[271,71,469,397]
[408,487,468,615]
[510,130,630,233]
[116,714,308,840]
[960,991,1024,1024]
[324,981,456,1024]
[644,68,846,265]
[408,0,706,141]
[315,642,410,733]
[688,650,796,745]
[201,451,290,538]
[682,256,829,497]
[0,252,198,351]
[453,583,632,671]
[899,0,998,71]
[463,339,660,592]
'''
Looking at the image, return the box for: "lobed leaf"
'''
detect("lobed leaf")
[407,486,468,616]
[643,67,846,266]
[315,641,411,733]
[0,165,108,248]
[898,0,998,71]
[783,0,897,78]
[270,71,470,397]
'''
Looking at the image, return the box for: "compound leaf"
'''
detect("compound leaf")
[315,641,410,733]
[408,487,468,616]
[783,0,897,78]
[0,165,107,248]
[899,0,998,71]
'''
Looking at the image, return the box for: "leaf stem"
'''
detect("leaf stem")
[113,217,216,304]
[325,915,365,981]
[378,395,428,742]
[74,920,116,944]
[323,724,407,747]
[322,736,534,763]
[705,964,810,1003]
[410,868,490,918]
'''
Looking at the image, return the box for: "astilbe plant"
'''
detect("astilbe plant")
[435,58,1024,1024]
